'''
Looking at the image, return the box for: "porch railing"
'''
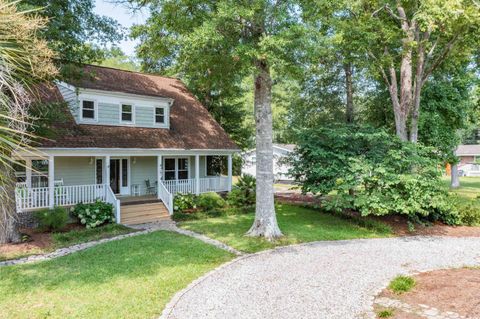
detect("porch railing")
[105,185,121,222]
[157,180,173,215]
[15,184,108,212]
[162,176,229,195]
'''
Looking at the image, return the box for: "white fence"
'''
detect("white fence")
[162,177,229,195]
[15,184,110,212]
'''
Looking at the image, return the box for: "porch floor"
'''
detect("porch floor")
[119,195,158,206]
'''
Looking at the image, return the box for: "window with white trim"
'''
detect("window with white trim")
[164,158,176,180]
[81,100,95,120]
[155,107,165,124]
[178,158,189,180]
[121,104,133,122]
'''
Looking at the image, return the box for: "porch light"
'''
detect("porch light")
[133,157,136,165]
[89,157,94,165]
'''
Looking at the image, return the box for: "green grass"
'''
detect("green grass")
[377,309,394,318]
[0,231,233,319]
[0,224,135,262]
[442,176,480,199]
[179,204,393,253]
[388,275,416,294]
[51,224,133,247]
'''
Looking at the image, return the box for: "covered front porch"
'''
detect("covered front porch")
[14,150,234,221]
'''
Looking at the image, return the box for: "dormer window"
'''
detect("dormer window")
[155,107,165,124]
[81,100,96,120]
[121,104,133,123]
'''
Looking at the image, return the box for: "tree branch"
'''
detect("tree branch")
[422,33,461,85]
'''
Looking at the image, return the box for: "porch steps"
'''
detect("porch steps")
[120,201,170,225]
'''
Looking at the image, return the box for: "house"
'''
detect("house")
[455,144,480,176]
[242,144,295,181]
[13,65,239,225]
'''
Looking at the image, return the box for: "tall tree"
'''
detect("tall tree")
[344,0,480,142]
[0,1,57,243]
[21,0,123,68]
[129,0,305,239]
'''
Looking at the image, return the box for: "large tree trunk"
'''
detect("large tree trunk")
[0,165,21,244]
[246,60,283,240]
[344,62,354,123]
[450,163,460,189]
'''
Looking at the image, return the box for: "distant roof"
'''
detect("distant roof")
[274,144,296,152]
[456,144,480,156]
[35,65,238,150]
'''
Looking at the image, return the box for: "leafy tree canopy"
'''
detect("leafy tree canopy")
[20,0,124,68]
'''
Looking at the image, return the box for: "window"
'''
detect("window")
[81,100,95,120]
[178,158,189,180]
[121,104,133,122]
[164,158,176,180]
[155,107,165,124]
[31,159,49,187]
[163,158,189,180]
[122,159,128,187]
[96,159,103,184]
[206,156,223,176]
[13,161,26,183]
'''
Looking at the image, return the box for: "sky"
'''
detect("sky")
[94,0,149,56]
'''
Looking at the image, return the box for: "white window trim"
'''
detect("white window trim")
[119,103,136,124]
[163,157,190,180]
[79,99,98,123]
[154,106,166,126]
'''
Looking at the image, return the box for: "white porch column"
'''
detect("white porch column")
[227,154,232,191]
[105,155,110,188]
[195,155,200,195]
[48,155,55,208]
[157,155,162,199]
[25,158,32,188]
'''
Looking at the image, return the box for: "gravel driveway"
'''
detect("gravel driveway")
[162,237,480,319]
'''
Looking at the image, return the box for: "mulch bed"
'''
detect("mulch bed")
[376,268,480,318]
[0,224,84,260]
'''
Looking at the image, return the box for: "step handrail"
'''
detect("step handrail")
[157,180,174,215]
[105,185,121,222]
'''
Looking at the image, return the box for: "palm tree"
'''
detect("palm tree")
[0,0,56,243]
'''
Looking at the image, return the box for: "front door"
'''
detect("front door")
[110,158,129,195]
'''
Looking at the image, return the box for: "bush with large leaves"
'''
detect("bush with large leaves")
[289,125,459,224]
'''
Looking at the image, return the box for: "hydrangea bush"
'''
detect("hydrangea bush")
[71,200,115,228]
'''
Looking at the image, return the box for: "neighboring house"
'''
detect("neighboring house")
[13,65,239,224]
[242,144,295,181]
[455,144,480,177]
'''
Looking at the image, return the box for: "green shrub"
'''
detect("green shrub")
[228,174,256,207]
[453,196,480,226]
[71,200,115,229]
[173,193,197,213]
[197,192,226,211]
[388,275,416,294]
[34,207,69,231]
[377,309,394,318]
[172,211,200,221]
[291,125,459,224]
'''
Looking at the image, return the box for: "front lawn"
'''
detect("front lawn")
[0,224,135,262]
[442,176,480,199]
[0,231,233,319]
[179,204,393,253]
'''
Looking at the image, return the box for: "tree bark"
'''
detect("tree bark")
[450,163,460,189]
[246,59,283,240]
[0,165,21,244]
[344,62,354,123]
